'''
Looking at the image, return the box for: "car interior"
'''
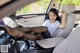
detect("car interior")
[0,0,80,53]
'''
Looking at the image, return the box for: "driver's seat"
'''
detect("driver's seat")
[53,27,80,53]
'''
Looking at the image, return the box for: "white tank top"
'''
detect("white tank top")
[43,19,60,36]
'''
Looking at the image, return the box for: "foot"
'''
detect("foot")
[4,26,24,38]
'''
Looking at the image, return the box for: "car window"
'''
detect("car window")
[58,0,80,12]
[16,0,51,15]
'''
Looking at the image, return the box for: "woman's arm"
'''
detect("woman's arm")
[59,11,67,29]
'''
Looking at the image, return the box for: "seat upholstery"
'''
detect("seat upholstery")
[53,27,80,53]
[52,13,75,38]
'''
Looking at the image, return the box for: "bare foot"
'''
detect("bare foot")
[5,26,24,38]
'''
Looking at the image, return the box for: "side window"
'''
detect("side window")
[15,0,51,27]
[16,0,51,15]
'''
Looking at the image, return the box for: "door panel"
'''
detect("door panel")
[15,15,45,27]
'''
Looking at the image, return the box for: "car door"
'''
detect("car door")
[10,0,52,27]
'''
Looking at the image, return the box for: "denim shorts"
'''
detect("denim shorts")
[42,31,51,39]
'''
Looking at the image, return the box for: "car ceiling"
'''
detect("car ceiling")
[0,0,11,6]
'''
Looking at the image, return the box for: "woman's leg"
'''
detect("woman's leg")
[4,26,42,40]
[15,26,48,34]
[22,33,42,40]
[15,27,31,32]
[29,26,48,33]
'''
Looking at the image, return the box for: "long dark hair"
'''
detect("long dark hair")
[48,8,61,22]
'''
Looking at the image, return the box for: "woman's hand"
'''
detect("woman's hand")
[59,10,67,29]
[61,10,67,17]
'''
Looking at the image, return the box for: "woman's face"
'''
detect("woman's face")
[49,12,57,22]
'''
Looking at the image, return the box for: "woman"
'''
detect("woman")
[43,8,67,37]
[2,8,67,40]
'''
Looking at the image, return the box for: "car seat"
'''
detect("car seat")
[52,13,75,38]
[36,13,75,49]
[53,27,80,53]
